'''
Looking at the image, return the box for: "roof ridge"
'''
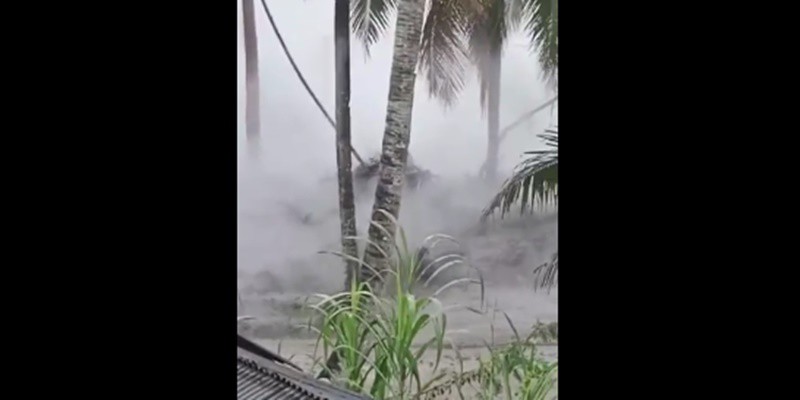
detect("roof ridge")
[237,334,302,371]
[237,354,371,400]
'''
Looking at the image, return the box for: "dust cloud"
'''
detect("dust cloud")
[237,0,558,339]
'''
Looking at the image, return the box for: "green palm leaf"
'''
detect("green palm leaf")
[508,0,558,86]
[480,126,558,222]
[419,0,473,105]
[350,0,558,104]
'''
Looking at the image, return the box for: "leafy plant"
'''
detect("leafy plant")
[481,127,558,222]
[308,220,484,399]
[471,314,557,400]
[481,127,558,292]
[417,314,558,400]
[352,0,558,103]
[476,342,557,400]
[508,0,559,87]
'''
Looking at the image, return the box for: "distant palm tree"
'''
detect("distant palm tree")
[351,0,557,99]
[242,0,261,159]
[474,0,558,180]
[472,0,506,181]
[351,0,557,182]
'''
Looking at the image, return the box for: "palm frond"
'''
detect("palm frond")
[510,0,558,87]
[480,126,558,221]
[419,0,472,106]
[532,252,558,291]
[350,0,397,55]
[505,0,526,30]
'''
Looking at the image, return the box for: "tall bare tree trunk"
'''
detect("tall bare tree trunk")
[334,0,359,288]
[317,0,362,379]
[361,0,425,282]
[484,44,501,182]
[242,0,261,159]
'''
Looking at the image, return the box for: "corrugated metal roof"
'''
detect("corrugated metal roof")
[237,336,370,400]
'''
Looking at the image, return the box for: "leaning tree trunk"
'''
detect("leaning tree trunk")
[242,0,261,159]
[360,0,426,283]
[334,0,359,288]
[484,43,502,182]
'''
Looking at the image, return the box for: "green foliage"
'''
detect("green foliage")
[508,0,558,87]
[417,316,558,400]
[481,127,559,292]
[309,221,483,399]
[476,316,557,400]
[351,0,558,105]
[307,220,557,399]
[419,0,474,105]
[481,127,558,222]
[476,341,557,400]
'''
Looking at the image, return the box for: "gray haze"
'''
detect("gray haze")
[237,0,557,176]
[236,0,559,298]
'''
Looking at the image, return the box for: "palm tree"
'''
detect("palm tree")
[334,0,360,287]
[481,127,558,290]
[351,0,557,182]
[471,0,507,182]
[321,1,429,376]
[354,0,558,278]
[476,0,558,180]
[359,0,428,281]
[242,0,261,159]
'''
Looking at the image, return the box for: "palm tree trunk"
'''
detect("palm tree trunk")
[334,0,359,288]
[316,0,359,379]
[484,44,501,182]
[361,0,425,282]
[242,0,261,159]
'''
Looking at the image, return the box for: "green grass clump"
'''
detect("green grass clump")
[476,338,558,400]
[417,314,558,400]
[305,213,556,400]
[308,217,483,399]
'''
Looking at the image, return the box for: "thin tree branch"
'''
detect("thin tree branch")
[498,96,557,141]
[477,96,558,176]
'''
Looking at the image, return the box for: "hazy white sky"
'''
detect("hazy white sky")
[237,0,557,178]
